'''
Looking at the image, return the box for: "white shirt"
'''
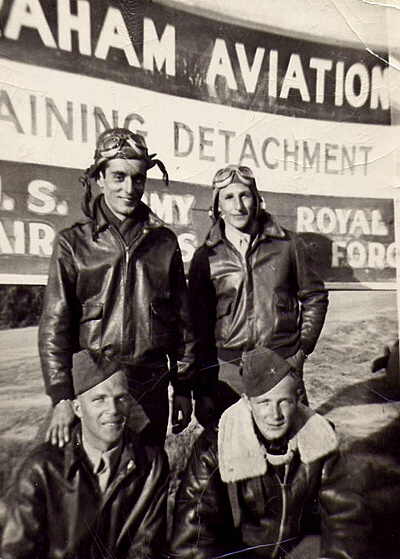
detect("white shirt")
[82,435,123,492]
[223,219,251,257]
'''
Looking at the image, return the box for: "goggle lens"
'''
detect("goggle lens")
[213,166,255,188]
[101,136,122,153]
[98,134,147,159]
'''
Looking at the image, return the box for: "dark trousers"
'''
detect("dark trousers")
[126,366,170,448]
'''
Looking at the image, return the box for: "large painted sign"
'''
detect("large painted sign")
[0,160,394,286]
[0,0,395,286]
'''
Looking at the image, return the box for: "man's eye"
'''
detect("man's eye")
[93,397,105,403]
[114,174,125,182]
[280,399,293,407]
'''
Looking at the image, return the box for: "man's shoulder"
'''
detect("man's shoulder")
[56,218,93,243]
[291,405,339,463]
[259,211,294,240]
[144,207,178,240]
[190,242,213,266]
[191,223,223,259]
[26,440,65,462]
[124,429,169,470]
[15,441,65,483]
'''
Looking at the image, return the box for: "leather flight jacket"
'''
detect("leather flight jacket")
[39,198,195,405]
[189,211,328,392]
[1,426,169,559]
[171,403,369,559]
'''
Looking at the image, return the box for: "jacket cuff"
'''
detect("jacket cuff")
[48,383,75,407]
[301,340,315,357]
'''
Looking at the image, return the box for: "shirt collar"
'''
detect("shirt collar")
[82,435,123,474]
[223,219,251,253]
[100,195,123,228]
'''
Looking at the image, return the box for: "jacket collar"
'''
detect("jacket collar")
[218,399,338,483]
[205,211,286,249]
[91,195,166,238]
[64,425,141,480]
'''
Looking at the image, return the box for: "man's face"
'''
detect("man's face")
[98,158,147,220]
[73,371,131,451]
[244,376,298,441]
[218,182,255,232]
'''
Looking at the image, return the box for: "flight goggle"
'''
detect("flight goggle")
[212,166,256,189]
[96,133,151,160]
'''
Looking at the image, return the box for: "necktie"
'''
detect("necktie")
[239,236,250,256]
[97,455,111,492]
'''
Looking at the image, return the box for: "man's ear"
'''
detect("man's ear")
[97,175,105,189]
[72,398,82,419]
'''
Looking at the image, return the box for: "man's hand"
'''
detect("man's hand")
[194,395,217,428]
[46,399,75,447]
[172,395,192,434]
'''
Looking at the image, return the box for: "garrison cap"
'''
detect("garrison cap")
[241,346,295,397]
[72,350,122,396]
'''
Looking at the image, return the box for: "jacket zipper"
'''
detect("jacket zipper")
[111,228,129,355]
[271,463,290,559]
[245,253,254,349]
[224,239,254,348]
[110,226,149,356]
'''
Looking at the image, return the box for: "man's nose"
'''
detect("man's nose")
[122,177,136,194]
[234,196,245,211]
[105,398,118,414]
[271,403,283,420]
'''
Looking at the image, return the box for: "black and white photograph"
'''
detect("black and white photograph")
[0,0,399,557]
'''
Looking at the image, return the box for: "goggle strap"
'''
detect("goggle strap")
[126,137,147,155]
[83,157,169,186]
[79,172,92,190]
[153,158,169,186]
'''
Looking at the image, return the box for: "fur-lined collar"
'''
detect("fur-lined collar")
[218,399,338,483]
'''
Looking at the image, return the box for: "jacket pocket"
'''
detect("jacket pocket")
[150,299,177,351]
[79,303,103,352]
[215,297,232,341]
[216,297,232,319]
[273,293,298,335]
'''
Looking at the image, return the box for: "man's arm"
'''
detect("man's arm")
[168,244,196,433]
[170,427,238,559]
[1,457,47,559]
[318,451,371,559]
[188,248,220,427]
[39,233,79,445]
[292,234,329,356]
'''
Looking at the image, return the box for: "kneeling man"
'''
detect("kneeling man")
[171,347,366,559]
[1,350,169,559]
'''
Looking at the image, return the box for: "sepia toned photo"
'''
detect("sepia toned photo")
[0,0,399,557]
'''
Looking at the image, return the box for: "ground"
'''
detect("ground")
[0,290,399,552]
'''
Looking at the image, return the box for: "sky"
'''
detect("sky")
[163,0,391,50]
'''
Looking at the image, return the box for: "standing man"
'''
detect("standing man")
[39,128,195,448]
[2,350,169,559]
[190,165,328,424]
[171,347,367,559]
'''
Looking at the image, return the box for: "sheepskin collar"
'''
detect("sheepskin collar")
[218,399,338,483]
